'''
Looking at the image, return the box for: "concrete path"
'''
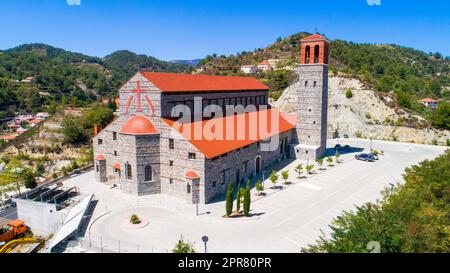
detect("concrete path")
[63,139,447,253]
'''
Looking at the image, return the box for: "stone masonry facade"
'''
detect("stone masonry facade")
[93,34,329,204]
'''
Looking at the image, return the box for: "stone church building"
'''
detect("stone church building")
[93,34,329,204]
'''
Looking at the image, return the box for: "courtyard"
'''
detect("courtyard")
[63,138,447,253]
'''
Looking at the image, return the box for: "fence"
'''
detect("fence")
[79,235,170,253]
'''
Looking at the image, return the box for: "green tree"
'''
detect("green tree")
[269,170,279,189]
[172,236,196,253]
[431,102,450,130]
[225,182,234,217]
[243,180,251,217]
[295,164,303,179]
[236,183,242,213]
[281,170,289,185]
[23,169,37,189]
[61,115,87,144]
[335,152,341,163]
[255,180,264,196]
[326,157,334,166]
[316,158,324,170]
[306,164,314,174]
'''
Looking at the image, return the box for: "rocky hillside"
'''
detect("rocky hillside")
[273,72,449,145]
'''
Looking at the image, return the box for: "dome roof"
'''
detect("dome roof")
[95,154,106,160]
[120,115,159,135]
[185,170,200,179]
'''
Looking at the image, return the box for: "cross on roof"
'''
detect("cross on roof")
[124,81,156,116]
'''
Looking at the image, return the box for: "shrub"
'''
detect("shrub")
[432,139,438,145]
[255,180,263,195]
[306,164,314,174]
[130,214,141,224]
[172,236,196,253]
[365,113,372,119]
[281,170,289,185]
[345,88,353,99]
[326,157,334,166]
[316,159,324,170]
[295,164,303,178]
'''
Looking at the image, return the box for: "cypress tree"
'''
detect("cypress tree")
[236,183,241,212]
[225,182,234,217]
[243,180,251,216]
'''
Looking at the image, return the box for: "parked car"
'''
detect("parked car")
[369,153,379,160]
[334,144,351,152]
[355,153,375,162]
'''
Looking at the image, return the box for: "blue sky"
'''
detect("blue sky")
[0,0,449,60]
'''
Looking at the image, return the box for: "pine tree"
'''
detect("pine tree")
[243,180,251,217]
[225,182,234,217]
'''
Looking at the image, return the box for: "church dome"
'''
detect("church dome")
[120,115,159,135]
[185,170,200,179]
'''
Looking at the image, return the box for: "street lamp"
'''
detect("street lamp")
[202,236,209,253]
[261,171,266,190]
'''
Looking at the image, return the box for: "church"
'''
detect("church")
[93,34,329,204]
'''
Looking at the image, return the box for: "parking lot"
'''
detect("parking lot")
[62,139,447,253]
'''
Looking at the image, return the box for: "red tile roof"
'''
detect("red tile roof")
[420,98,438,103]
[162,109,295,159]
[140,72,269,93]
[1,135,17,140]
[185,170,200,179]
[301,34,327,42]
[95,154,106,160]
[120,115,159,135]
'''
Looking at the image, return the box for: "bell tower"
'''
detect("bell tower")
[294,34,329,161]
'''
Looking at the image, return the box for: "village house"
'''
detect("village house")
[93,34,330,204]
[420,98,439,108]
[240,65,258,74]
[257,61,271,71]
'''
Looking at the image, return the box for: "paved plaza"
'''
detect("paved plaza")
[63,139,447,253]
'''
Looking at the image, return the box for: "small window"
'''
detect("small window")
[212,181,216,188]
[187,184,191,194]
[169,160,174,166]
[313,81,317,87]
[313,121,316,124]
[113,132,117,140]
[169,138,174,149]
[169,178,173,184]
[126,164,132,180]
[306,151,309,154]
[308,136,311,139]
[98,139,103,145]
[305,81,308,87]
[144,165,152,182]
[114,151,118,156]
[188,152,196,160]
[96,164,99,172]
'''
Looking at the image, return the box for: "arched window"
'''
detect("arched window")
[144,165,152,182]
[305,45,311,64]
[96,164,99,172]
[126,163,132,180]
[314,45,320,63]
[187,183,191,194]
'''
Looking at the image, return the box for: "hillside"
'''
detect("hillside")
[198,32,450,133]
[0,44,189,118]
[273,73,449,145]
[198,32,450,102]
